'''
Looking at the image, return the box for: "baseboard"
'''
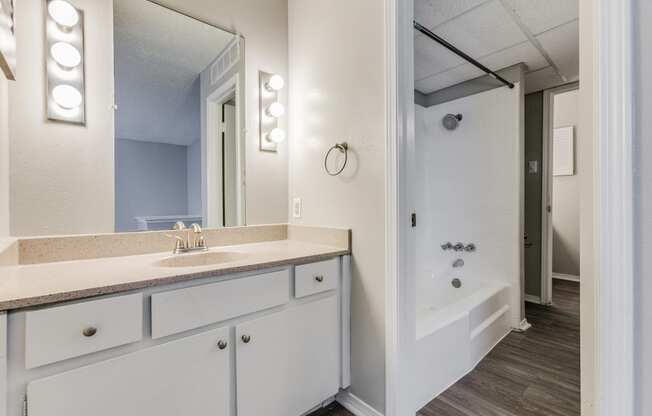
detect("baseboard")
[552,273,580,282]
[524,294,542,304]
[335,391,383,416]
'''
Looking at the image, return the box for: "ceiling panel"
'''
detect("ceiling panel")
[414,32,465,81]
[536,20,579,81]
[434,0,527,59]
[502,0,578,35]
[414,0,490,30]
[478,40,547,73]
[415,63,484,94]
[524,66,564,94]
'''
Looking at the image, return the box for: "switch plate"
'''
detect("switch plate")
[292,197,302,218]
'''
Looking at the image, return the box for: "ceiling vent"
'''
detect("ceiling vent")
[210,36,241,86]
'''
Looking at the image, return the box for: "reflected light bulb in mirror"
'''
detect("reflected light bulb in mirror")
[267,102,285,118]
[48,0,80,28]
[52,84,82,109]
[51,42,81,69]
[266,75,284,91]
[267,128,286,144]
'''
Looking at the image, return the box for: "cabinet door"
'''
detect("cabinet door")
[236,296,339,416]
[27,327,231,416]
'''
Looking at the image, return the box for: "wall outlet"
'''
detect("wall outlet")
[292,197,302,218]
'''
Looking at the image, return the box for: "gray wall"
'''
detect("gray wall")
[187,139,202,216]
[634,0,652,413]
[115,139,198,232]
[552,90,580,276]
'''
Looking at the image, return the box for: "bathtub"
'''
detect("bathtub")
[413,278,512,409]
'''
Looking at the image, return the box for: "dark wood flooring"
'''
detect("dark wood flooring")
[309,279,580,416]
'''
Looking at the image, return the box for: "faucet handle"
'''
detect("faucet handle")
[441,242,453,251]
[165,234,186,253]
[173,221,186,231]
[453,242,465,252]
[190,223,207,249]
[191,223,202,233]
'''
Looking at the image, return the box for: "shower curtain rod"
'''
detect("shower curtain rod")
[414,20,515,89]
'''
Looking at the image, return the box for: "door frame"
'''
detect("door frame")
[540,82,580,306]
[205,73,245,228]
[387,0,634,415]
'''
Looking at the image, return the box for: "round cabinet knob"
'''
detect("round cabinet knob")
[217,340,228,350]
[241,334,252,344]
[82,327,97,337]
[315,275,324,283]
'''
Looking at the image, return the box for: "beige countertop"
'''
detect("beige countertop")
[0,225,351,311]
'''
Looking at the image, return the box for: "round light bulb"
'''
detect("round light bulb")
[267,128,286,143]
[266,75,284,91]
[52,84,82,109]
[48,0,80,28]
[267,102,285,118]
[51,42,81,69]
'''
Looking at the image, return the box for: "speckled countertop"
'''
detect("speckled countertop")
[0,225,351,311]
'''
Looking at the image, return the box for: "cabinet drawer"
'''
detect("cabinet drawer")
[151,269,290,339]
[25,294,143,369]
[294,258,339,298]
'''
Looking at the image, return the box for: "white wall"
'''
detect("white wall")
[634,0,652,414]
[414,85,524,329]
[0,77,8,237]
[552,90,580,277]
[287,0,387,412]
[9,0,115,236]
[160,0,289,226]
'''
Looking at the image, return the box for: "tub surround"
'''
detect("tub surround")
[0,225,351,311]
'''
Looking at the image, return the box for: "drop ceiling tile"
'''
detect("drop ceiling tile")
[478,40,548,73]
[415,63,484,94]
[414,32,466,81]
[536,20,579,81]
[524,66,564,94]
[502,0,578,35]
[434,0,527,59]
[415,0,489,30]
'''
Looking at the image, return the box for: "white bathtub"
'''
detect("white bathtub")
[413,278,512,409]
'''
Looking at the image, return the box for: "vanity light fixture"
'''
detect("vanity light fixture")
[265,74,284,92]
[267,127,286,144]
[48,0,79,28]
[259,71,285,152]
[45,0,85,124]
[50,42,81,69]
[266,102,285,118]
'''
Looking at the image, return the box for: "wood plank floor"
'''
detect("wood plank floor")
[309,279,580,416]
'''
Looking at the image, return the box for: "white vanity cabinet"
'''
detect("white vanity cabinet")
[2,256,350,416]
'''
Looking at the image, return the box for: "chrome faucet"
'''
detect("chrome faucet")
[452,258,464,268]
[169,221,208,254]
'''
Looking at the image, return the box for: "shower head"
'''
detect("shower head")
[442,113,463,131]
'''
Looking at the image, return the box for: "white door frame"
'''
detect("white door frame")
[540,82,580,306]
[387,0,634,415]
[205,73,245,228]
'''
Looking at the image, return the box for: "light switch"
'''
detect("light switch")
[292,197,302,218]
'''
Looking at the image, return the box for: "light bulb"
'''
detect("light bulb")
[52,84,82,109]
[48,0,79,28]
[266,102,285,118]
[266,75,284,91]
[267,128,286,143]
[51,42,81,69]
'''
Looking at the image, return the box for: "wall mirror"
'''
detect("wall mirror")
[114,0,246,232]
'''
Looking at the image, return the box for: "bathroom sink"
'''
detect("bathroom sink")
[155,251,248,268]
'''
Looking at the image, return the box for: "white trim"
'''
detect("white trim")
[336,391,384,416]
[205,73,245,228]
[524,294,542,304]
[552,273,580,282]
[541,82,580,306]
[596,0,634,414]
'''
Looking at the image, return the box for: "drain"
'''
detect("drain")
[451,278,462,288]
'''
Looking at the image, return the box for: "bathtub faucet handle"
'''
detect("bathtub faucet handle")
[441,242,453,251]
[465,243,476,252]
[453,242,465,252]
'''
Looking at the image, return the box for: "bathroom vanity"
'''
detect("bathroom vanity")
[0,225,351,416]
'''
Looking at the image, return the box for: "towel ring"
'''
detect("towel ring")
[324,142,349,176]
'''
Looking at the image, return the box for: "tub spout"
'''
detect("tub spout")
[452,259,464,268]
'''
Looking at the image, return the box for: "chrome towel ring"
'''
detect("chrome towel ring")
[324,142,349,176]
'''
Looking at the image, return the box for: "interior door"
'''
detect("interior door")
[27,327,231,416]
[236,296,340,416]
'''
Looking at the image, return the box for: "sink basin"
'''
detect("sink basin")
[155,251,247,268]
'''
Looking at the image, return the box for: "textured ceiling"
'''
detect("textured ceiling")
[414,0,579,94]
[114,0,234,145]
